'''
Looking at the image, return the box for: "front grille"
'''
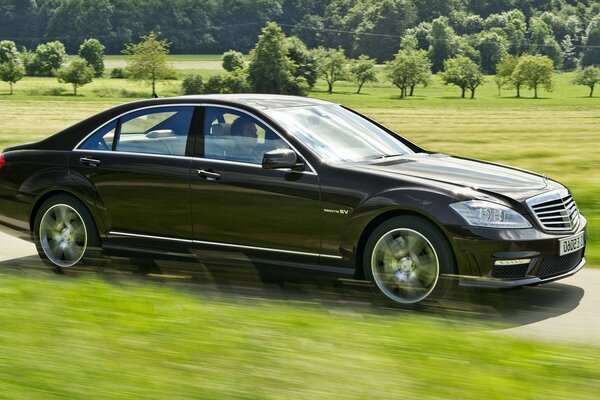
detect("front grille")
[527,189,579,231]
[492,263,530,279]
[536,249,584,279]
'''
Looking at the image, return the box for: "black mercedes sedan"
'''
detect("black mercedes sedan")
[0,94,586,305]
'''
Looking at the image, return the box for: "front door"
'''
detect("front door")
[190,106,322,262]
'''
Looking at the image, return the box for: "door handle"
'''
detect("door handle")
[197,169,221,181]
[79,157,101,167]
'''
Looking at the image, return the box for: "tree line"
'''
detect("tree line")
[1,0,600,66]
[1,22,599,98]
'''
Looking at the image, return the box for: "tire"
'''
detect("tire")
[33,194,103,271]
[363,215,456,307]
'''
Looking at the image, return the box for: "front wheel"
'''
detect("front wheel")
[33,194,101,270]
[363,215,456,306]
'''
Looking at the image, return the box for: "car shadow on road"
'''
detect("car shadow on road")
[0,254,585,330]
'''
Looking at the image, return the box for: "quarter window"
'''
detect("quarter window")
[204,107,290,164]
[79,120,117,151]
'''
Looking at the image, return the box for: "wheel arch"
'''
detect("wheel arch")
[353,208,458,280]
[29,189,102,237]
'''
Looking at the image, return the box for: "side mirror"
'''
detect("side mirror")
[262,149,303,170]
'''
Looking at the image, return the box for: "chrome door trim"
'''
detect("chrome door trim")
[109,230,343,260]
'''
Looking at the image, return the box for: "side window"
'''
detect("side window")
[116,107,194,156]
[79,120,117,151]
[204,107,290,164]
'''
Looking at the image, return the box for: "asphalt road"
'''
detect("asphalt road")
[1,231,598,344]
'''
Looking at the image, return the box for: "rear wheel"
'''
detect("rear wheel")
[363,215,455,306]
[33,194,101,271]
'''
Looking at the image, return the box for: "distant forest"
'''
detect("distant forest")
[1,0,599,61]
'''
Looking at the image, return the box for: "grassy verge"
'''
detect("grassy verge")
[0,273,598,399]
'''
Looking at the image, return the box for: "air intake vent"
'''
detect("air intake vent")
[526,189,579,231]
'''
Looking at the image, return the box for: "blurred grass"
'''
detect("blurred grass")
[0,71,598,262]
[0,273,598,399]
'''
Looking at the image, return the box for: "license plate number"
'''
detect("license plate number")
[559,233,585,256]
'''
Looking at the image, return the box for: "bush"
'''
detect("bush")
[181,74,204,94]
[222,50,244,72]
[110,67,128,79]
[222,70,251,93]
[204,75,224,94]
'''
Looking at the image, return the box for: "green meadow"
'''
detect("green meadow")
[0,61,599,399]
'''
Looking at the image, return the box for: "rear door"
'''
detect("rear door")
[70,105,198,248]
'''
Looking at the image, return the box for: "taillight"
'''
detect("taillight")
[0,153,5,170]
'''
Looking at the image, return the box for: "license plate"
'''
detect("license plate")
[559,232,585,256]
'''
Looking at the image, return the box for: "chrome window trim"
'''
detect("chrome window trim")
[72,102,318,175]
[73,104,199,150]
[109,230,342,259]
[71,148,317,176]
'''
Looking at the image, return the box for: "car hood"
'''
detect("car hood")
[354,153,552,199]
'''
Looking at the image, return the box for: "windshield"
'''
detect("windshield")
[265,105,414,163]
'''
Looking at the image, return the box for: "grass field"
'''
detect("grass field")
[0,66,599,398]
[0,272,598,399]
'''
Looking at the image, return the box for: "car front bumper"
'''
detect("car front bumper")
[448,215,587,288]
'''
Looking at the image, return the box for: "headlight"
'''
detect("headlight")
[450,200,532,229]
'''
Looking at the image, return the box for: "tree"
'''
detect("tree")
[512,54,554,99]
[477,31,507,74]
[441,55,484,99]
[313,47,349,94]
[347,0,417,61]
[79,38,105,77]
[123,32,175,97]
[572,66,600,97]
[222,50,244,72]
[0,59,25,94]
[26,41,68,77]
[57,58,94,95]
[247,22,307,95]
[350,55,377,94]
[582,15,600,67]
[428,17,460,73]
[561,35,579,71]
[291,14,325,49]
[0,40,19,64]
[529,17,563,68]
[404,22,432,51]
[286,36,319,88]
[496,54,522,97]
[385,49,432,98]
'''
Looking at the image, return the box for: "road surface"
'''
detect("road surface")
[1,231,598,344]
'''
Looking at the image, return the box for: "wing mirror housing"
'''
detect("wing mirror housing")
[262,149,304,171]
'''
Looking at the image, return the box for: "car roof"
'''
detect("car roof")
[173,94,334,110]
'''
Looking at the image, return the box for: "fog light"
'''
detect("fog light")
[494,259,531,266]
